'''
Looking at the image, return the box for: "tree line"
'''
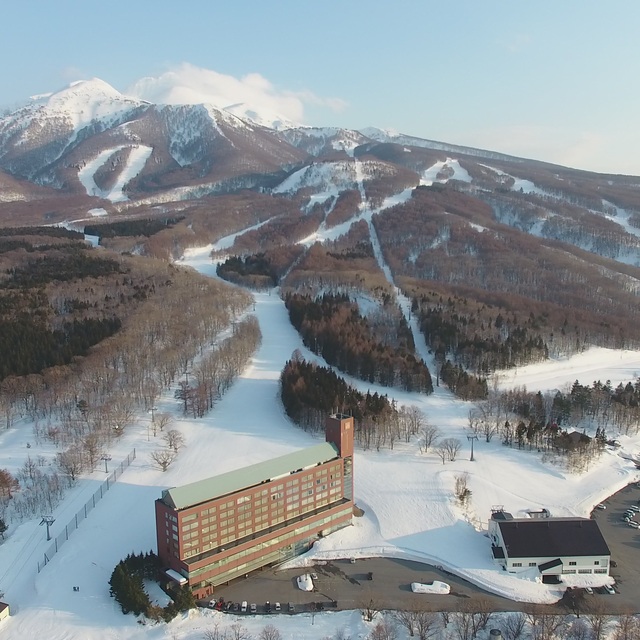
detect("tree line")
[84,216,184,239]
[414,293,549,375]
[280,354,428,450]
[285,292,433,393]
[217,253,279,289]
[463,377,640,473]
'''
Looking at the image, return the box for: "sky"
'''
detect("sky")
[2,2,640,172]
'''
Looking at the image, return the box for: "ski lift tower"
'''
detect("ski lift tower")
[39,516,55,541]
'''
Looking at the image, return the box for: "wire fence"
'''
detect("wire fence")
[37,449,136,573]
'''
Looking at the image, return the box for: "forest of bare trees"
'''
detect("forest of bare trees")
[0,232,256,526]
[372,186,640,355]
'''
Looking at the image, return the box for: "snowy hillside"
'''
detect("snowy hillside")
[2,208,640,638]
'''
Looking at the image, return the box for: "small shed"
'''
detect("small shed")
[0,602,10,622]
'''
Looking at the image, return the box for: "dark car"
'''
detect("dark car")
[265,601,271,613]
[288,602,295,613]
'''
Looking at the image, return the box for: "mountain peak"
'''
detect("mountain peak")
[127,64,302,131]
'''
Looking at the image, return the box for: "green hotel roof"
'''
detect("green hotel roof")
[162,442,340,510]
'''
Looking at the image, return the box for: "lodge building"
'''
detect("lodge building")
[155,414,354,598]
[489,507,610,583]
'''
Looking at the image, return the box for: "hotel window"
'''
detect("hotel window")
[594,561,599,565]
[512,562,522,567]
[569,561,577,566]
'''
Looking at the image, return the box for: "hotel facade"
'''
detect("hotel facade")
[155,414,354,598]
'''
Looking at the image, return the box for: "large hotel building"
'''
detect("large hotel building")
[155,414,354,598]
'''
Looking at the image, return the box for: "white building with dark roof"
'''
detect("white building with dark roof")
[488,508,610,583]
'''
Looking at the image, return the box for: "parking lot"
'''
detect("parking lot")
[207,557,531,616]
[589,480,640,611]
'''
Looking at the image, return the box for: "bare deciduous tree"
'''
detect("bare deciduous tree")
[452,610,474,640]
[454,472,472,505]
[82,433,101,470]
[229,622,252,640]
[442,437,462,461]
[613,614,640,640]
[584,599,610,640]
[414,610,441,640]
[202,625,228,640]
[156,412,174,433]
[525,606,566,640]
[421,424,440,453]
[56,446,85,481]
[0,469,19,498]
[402,405,427,443]
[164,429,185,452]
[502,611,526,640]
[150,449,176,472]
[360,598,383,623]
[565,619,591,640]
[367,617,398,640]
[258,623,282,640]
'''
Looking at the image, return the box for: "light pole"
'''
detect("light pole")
[467,434,478,462]
[40,515,55,541]
[101,454,112,473]
[148,406,157,440]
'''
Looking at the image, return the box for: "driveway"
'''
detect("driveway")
[207,484,640,617]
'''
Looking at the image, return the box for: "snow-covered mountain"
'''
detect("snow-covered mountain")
[0,78,306,200]
[2,75,640,270]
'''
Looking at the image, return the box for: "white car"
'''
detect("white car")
[296,574,314,592]
[604,584,616,595]
[628,520,640,528]
[411,580,451,595]
[629,505,640,512]
[596,503,606,510]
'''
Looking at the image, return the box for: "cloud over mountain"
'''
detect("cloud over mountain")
[126,63,346,127]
